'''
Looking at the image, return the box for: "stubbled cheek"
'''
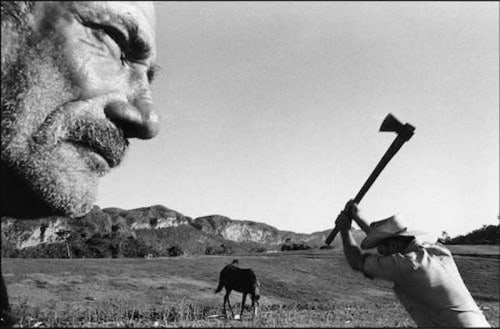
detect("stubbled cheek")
[67,54,126,99]
[36,3,74,36]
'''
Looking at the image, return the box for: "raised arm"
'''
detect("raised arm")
[336,211,364,272]
[345,200,371,234]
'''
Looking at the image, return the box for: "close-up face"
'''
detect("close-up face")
[1,1,159,217]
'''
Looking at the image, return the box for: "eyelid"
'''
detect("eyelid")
[97,24,150,63]
[77,16,127,52]
[87,23,128,51]
[101,25,128,46]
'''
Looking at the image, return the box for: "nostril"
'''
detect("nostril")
[104,100,159,139]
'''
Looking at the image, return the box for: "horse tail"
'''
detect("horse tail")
[215,281,223,293]
[215,273,224,293]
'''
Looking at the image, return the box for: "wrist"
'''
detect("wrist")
[340,226,351,235]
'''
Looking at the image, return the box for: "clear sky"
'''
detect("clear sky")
[99,2,499,241]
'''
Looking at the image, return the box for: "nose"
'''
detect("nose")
[104,97,159,139]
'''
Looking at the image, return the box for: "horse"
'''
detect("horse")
[215,259,260,319]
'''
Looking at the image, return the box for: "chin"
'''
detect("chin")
[44,158,103,217]
[0,162,99,219]
[33,170,99,217]
[4,147,102,218]
[53,139,116,215]
[47,184,97,218]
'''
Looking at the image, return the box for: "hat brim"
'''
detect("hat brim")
[360,228,425,250]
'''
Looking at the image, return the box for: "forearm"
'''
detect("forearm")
[340,229,364,272]
[344,200,370,233]
[352,216,370,234]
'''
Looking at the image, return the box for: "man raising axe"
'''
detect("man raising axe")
[336,200,491,327]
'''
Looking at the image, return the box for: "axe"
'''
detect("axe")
[325,113,415,245]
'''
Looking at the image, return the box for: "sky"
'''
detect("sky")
[99,2,499,241]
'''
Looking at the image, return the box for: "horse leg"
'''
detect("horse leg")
[223,291,229,318]
[252,294,259,318]
[225,290,235,319]
[240,293,247,319]
[222,289,228,318]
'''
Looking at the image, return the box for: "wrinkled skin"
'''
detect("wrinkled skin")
[1,2,160,218]
[1,2,160,325]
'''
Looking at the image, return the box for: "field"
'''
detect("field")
[2,245,499,328]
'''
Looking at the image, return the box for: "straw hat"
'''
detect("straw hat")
[360,215,425,249]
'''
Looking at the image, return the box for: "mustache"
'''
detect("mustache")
[66,119,129,168]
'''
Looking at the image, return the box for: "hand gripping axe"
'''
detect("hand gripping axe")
[325,113,415,245]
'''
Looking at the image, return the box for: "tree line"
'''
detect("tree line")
[439,224,499,245]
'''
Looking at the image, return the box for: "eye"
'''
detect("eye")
[83,21,128,65]
[98,25,129,65]
[98,25,128,50]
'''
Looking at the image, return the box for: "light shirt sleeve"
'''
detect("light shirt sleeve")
[362,252,414,282]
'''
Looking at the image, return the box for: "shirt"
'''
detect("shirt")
[362,239,491,328]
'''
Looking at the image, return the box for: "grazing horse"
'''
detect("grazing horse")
[215,260,260,319]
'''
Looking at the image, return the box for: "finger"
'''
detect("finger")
[335,211,346,224]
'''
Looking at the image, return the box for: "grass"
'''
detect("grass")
[2,246,499,327]
[12,299,414,328]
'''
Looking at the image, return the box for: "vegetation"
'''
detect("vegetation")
[2,211,497,259]
[205,244,234,255]
[2,248,498,328]
[167,245,184,257]
[280,238,312,251]
[439,225,499,245]
[10,299,414,328]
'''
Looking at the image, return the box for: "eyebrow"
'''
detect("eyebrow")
[107,13,159,83]
[123,20,152,61]
[74,4,159,83]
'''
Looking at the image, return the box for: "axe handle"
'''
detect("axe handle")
[325,135,411,245]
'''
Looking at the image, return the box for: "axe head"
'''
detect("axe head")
[380,113,415,141]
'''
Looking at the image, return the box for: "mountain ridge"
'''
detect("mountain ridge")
[1,204,362,258]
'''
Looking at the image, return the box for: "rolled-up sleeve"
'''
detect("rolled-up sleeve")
[363,253,407,282]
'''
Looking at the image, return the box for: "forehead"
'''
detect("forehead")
[95,2,155,26]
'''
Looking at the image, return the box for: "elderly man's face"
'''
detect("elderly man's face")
[1,2,159,217]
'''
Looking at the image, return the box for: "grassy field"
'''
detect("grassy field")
[2,246,498,327]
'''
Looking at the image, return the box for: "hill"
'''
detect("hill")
[1,204,364,258]
[441,224,499,245]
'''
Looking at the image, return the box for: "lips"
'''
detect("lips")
[66,119,129,168]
